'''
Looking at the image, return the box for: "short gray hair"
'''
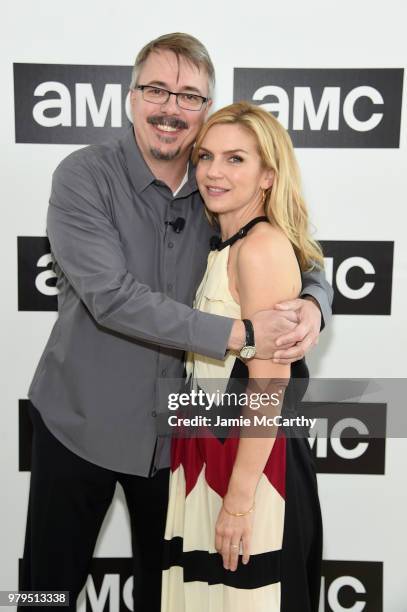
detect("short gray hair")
[129,32,215,98]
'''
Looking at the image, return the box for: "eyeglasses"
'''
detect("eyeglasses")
[135,85,209,111]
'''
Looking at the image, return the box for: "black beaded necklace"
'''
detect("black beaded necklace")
[209,216,269,251]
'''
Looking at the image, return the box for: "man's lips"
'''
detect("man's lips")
[147,116,188,135]
[155,124,179,132]
[153,123,182,135]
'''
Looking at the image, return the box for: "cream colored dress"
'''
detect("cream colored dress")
[161,246,287,611]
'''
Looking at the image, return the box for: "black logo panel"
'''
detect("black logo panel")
[14,63,132,144]
[321,560,383,611]
[307,402,386,474]
[321,241,393,315]
[234,68,403,147]
[18,236,58,311]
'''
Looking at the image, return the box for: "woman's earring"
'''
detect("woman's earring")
[261,189,266,206]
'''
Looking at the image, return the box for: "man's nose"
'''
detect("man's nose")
[160,92,181,114]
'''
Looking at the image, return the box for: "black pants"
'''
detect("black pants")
[19,405,170,612]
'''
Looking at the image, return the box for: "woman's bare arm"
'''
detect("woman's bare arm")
[215,226,301,570]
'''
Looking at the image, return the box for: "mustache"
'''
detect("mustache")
[147,115,189,130]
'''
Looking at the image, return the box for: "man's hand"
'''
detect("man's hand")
[251,308,298,359]
[271,297,322,364]
[228,297,321,363]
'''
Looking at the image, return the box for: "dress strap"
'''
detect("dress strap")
[210,216,269,251]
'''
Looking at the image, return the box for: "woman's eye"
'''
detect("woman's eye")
[198,152,210,161]
[230,155,243,163]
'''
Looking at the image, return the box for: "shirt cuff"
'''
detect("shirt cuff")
[192,312,235,360]
[301,287,331,331]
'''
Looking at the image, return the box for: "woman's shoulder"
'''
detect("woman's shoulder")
[235,221,301,302]
[238,222,297,268]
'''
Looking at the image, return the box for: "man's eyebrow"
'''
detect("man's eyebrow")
[179,85,204,95]
[144,80,204,95]
[144,80,169,88]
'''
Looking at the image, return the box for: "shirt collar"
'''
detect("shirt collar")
[172,159,198,198]
[172,164,189,197]
[120,125,198,197]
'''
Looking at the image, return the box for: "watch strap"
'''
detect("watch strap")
[242,319,255,348]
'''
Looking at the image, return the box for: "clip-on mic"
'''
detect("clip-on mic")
[165,217,186,233]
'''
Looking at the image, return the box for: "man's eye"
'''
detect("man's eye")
[149,88,164,96]
[180,93,200,102]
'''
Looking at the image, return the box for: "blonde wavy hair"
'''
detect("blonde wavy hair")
[192,101,324,271]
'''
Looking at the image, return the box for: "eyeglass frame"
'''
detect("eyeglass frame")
[135,84,209,111]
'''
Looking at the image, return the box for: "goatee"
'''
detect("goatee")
[150,147,181,161]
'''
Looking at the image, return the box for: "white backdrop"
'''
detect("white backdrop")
[1,0,407,610]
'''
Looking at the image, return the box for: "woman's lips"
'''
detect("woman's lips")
[206,186,230,197]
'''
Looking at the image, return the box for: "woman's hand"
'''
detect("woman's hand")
[215,497,254,571]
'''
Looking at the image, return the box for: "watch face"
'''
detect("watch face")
[240,346,256,359]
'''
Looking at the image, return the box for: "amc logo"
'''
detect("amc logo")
[77,558,134,612]
[18,556,382,611]
[307,402,386,474]
[17,237,394,315]
[18,557,134,611]
[18,237,58,311]
[233,68,404,148]
[321,560,383,611]
[19,399,387,477]
[77,559,383,611]
[13,63,132,144]
[80,560,382,611]
[320,241,394,315]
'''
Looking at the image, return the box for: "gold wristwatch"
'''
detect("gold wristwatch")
[239,319,256,359]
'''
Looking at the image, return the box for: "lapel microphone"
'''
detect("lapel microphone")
[165,217,186,233]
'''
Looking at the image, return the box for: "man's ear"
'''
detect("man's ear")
[204,98,213,120]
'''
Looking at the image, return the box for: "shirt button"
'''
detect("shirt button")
[152,410,157,417]
[167,283,173,292]
[161,369,167,377]
[168,241,174,248]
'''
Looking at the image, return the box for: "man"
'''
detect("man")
[20,33,333,611]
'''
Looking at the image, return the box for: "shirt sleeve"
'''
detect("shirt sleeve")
[47,156,234,360]
[300,265,334,330]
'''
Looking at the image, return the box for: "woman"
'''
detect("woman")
[161,102,324,611]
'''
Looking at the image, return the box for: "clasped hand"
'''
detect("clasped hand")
[253,297,321,363]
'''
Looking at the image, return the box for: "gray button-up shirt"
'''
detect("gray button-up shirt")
[28,127,333,476]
